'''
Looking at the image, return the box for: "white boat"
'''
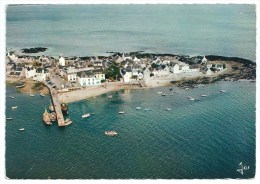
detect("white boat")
[82,113,91,118]
[190,98,195,101]
[6,117,13,120]
[201,95,207,97]
[40,93,45,97]
[105,131,118,136]
[144,108,150,111]
[185,88,189,90]
[157,91,163,94]
[166,108,172,111]
[16,83,25,88]
[187,96,192,99]
[136,107,141,110]
[12,106,18,110]
[9,96,15,99]
[220,90,226,93]
[108,95,113,99]
[64,118,72,126]
[19,128,25,131]
[118,111,125,114]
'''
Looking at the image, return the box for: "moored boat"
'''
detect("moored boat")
[64,118,72,126]
[144,108,150,111]
[190,98,195,101]
[9,96,15,99]
[166,108,171,111]
[136,107,141,110]
[220,90,226,93]
[40,93,45,97]
[82,113,91,118]
[105,131,118,136]
[43,108,52,125]
[61,102,69,115]
[16,83,25,88]
[6,117,13,120]
[108,95,113,99]
[161,93,166,96]
[49,112,57,122]
[12,106,18,110]
[19,128,25,131]
[201,94,207,97]
[118,111,125,114]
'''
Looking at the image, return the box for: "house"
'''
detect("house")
[34,68,50,81]
[77,71,101,86]
[171,64,179,74]
[122,53,132,61]
[121,66,133,83]
[93,69,105,81]
[180,65,190,73]
[214,64,224,71]
[25,66,36,79]
[201,56,208,64]
[59,55,66,66]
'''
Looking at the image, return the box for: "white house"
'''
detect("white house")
[214,64,224,71]
[180,65,190,73]
[59,55,66,66]
[201,56,208,64]
[25,67,36,79]
[34,68,50,81]
[77,71,101,87]
[171,64,180,74]
[121,67,133,83]
[93,69,106,81]
[133,56,141,62]
[122,53,132,61]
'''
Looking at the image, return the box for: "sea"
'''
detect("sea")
[5,4,256,179]
[6,4,256,61]
[6,81,255,179]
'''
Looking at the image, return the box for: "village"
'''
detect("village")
[6,51,229,92]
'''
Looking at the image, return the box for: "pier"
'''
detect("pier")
[43,82,67,126]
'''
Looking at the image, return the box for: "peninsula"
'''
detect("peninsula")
[6,50,256,105]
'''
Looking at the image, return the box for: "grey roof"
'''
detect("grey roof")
[36,68,48,73]
[77,71,95,78]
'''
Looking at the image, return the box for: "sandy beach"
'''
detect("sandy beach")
[57,82,125,103]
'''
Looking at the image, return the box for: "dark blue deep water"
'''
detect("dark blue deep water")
[5,81,255,179]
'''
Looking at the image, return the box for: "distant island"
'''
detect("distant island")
[21,47,48,53]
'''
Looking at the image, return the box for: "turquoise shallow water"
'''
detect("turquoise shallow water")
[6,4,256,60]
[5,81,255,179]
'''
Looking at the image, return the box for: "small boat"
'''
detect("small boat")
[185,88,189,90]
[82,113,91,118]
[40,93,45,97]
[169,88,173,91]
[30,94,35,97]
[157,91,163,94]
[190,98,195,101]
[49,112,56,122]
[108,95,113,99]
[64,118,72,126]
[12,106,18,110]
[91,113,95,115]
[220,90,226,93]
[16,83,25,88]
[195,98,200,101]
[136,107,141,110]
[118,111,125,114]
[201,95,207,97]
[9,96,15,99]
[105,131,118,136]
[169,94,173,96]
[161,94,166,96]
[187,96,192,99]
[43,108,52,125]
[194,85,199,88]
[166,108,171,111]
[6,117,13,120]
[19,128,25,131]
[144,108,150,111]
